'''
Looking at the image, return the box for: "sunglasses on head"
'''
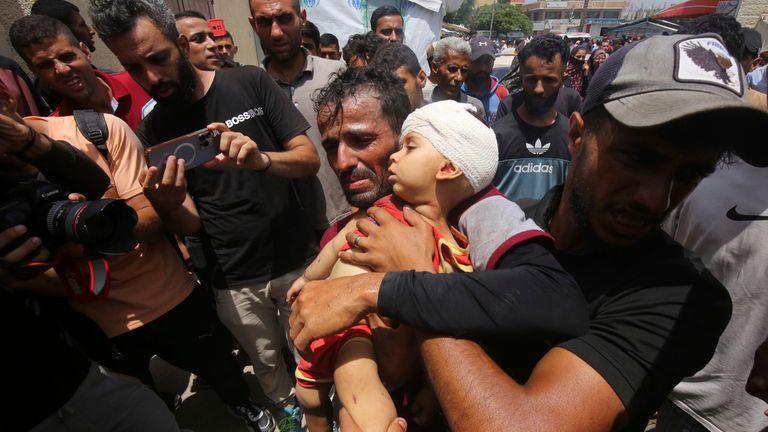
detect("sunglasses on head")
[379,28,404,36]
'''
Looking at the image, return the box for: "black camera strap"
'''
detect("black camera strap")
[70,111,115,299]
[73,110,110,163]
[71,111,178,298]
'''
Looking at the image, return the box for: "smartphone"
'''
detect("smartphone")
[144,128,219,178]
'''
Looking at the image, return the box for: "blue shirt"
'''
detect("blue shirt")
[747,65,767,93]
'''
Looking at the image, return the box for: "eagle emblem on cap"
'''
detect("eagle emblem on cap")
[682,42,733,85]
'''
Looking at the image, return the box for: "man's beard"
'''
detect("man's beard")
[569,158,592,237]
[568,157,658,251]
[339,166,392,208]
[265,37,301,63]
[149,56,197,106]
[468,71,490,86]
[523,90,557,116]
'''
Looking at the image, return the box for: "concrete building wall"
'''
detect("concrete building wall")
[213,1,261,67]
[71,0,123,71]
[1,0,38,71]
[476,0,524,5]
[524,0,628,34]
[737,0,768,28]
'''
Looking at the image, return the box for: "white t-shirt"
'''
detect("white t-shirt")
[663,160,768,431]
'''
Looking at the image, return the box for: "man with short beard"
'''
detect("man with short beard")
[249,0,349,234]
[313,67,405,257]
[90,1,322,431]
[492,35,571,202]
[461,36,508,125]
[291,33,768,432]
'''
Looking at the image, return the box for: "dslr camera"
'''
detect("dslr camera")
[0,180,138,279]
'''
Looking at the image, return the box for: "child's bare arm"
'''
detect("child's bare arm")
[310,216,362,279]
[287,213,366,304]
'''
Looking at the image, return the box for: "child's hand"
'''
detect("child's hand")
[286,275,308,305]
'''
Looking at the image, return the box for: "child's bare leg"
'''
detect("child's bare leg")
[334,337,397,432]
[295,382,333,432]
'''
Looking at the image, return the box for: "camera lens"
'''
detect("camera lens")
[80,209,116,241]
[46,200,84,241]
[199,133,210,147]
[44,199,137,254]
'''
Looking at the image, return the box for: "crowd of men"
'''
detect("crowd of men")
[1,0,767,431]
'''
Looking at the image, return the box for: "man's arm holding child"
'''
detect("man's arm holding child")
[330,206,588,338]
[419,336,627,431]
[289,207,623,431]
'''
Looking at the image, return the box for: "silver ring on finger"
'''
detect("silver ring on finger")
[353,235,362,249]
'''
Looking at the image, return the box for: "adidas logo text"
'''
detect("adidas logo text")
[513,162,553,174]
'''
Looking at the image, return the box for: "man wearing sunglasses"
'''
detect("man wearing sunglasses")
[371,5,404,44]
[422,36,485,119]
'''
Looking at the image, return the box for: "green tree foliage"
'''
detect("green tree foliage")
[472,3,532,35]
[444,0,475,26]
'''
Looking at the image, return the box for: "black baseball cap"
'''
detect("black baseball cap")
[743,28,762,56]
[582,33,768,166]
[469,36,495,62]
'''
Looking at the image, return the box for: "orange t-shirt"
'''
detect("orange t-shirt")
[28,115,195,337]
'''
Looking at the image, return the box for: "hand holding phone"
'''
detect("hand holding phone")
[140,155,188,215]
[206,122,269,171]
[144,128,219,178]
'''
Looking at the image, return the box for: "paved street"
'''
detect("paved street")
[150,357,274,432]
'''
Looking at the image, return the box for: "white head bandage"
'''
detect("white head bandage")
[400,100,498,193]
